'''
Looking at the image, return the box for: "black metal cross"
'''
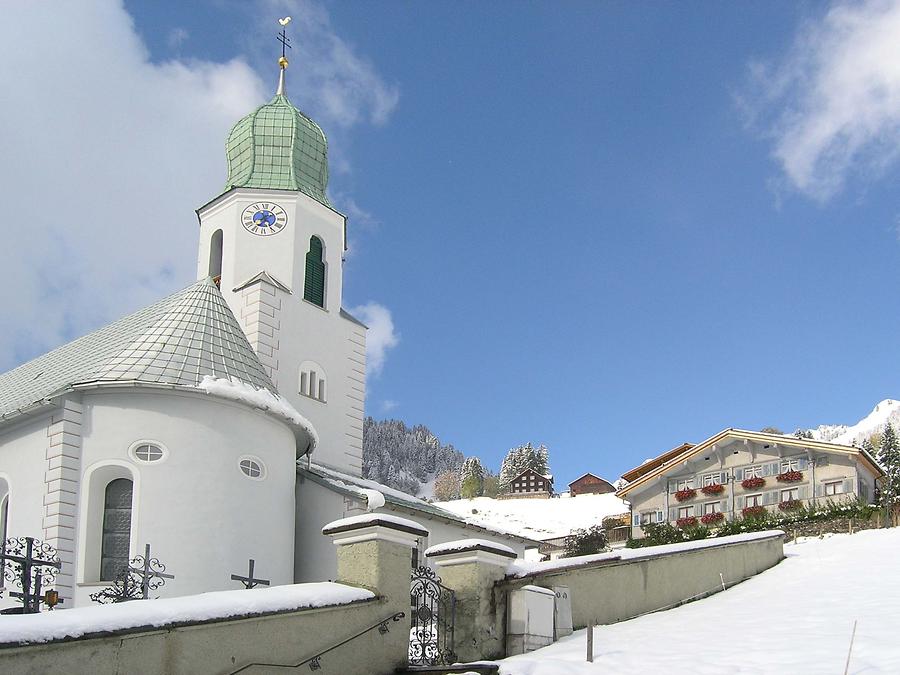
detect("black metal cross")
[231,558,270,589]
[277,27,292,59]
[130,543,174,599]
[1,537,62,614]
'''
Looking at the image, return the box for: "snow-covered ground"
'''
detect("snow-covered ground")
[434,493,627,540]
[497,528,900,674]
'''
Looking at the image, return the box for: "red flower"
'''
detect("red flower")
[778,499,802,511]
[701,484,725,495]
[742,505,767,518]
[674,488,697,502]
[741,477,766,490]
[776,471,803,483]
[676,516,698,528]
[700,511,724,524]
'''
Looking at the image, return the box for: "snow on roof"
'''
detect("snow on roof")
[506,530,784,578]
[0,582,373,646]
[299,463,538,544]
[198,376,317,451]
[322,512,428,535]
[358,488,385,511]
[434,492,628,541]
[424,538,517,558]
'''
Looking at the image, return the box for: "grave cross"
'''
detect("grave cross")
[231,558,270,589]
[0,536,62,614]
[129,543,175,600]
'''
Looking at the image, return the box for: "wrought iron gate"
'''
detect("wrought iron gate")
[408,565,456,666]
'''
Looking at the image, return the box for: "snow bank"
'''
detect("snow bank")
[322,512,428,534]
[434,493,628,541]
[358,488,385,511]
[506,530,783,578]
[197,376,318,449]
[498,528,900,674]
[0,582,373,645]
[425,538,517,557]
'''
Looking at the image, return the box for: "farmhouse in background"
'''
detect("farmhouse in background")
[617,428,883,539]
[502,468,554,498]
[568,472,616,496]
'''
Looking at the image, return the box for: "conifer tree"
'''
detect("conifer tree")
[498,443,552,492]
[878,423,900,514]
[458,457,485,498]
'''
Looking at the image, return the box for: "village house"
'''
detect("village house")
[567,472,616,496]
[617,429,883,538]
[506,469,553,497]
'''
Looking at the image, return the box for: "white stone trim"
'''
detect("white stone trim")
[327,525,421,549]
[428,549,515,568]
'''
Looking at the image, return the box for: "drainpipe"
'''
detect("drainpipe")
[729,473,735,520]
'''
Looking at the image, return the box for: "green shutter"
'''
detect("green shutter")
[304,236,326,307]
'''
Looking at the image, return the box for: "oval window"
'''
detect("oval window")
[239,456,266,480]
[129,441,166,464]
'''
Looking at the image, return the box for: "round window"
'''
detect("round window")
[129,441,167,464]
[239,456,266,480]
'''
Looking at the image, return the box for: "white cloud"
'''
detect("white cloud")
[381,399,399,413]
[740,0,900,200]
[349,303,399,377]
[0,0,395,370]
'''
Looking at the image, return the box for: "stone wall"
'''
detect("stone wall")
[783,514,895,541]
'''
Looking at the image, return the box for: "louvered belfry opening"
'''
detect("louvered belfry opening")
[304,236,326,307]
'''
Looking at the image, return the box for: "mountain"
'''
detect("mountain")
[804,398,900,447]
[362,417,465,496]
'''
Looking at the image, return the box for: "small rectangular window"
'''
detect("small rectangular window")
[300,372,308,396]
[824,481,842,496]
[781,458,800,472]
[744,465,763,479]
[675,478,694,491]
[703,502,720,515]
[745,493,763,508]
[677,506,694,519]
[781,488,799,502]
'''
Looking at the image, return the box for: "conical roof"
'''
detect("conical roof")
[0,278,275,418]
[223,91,331,207]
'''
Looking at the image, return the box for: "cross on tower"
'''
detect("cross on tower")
[0,536,62,614]
[231,558,270,589]
[277,17,292,63]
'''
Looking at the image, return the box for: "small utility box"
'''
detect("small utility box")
[552,585,573,639]
[507,585,555,655]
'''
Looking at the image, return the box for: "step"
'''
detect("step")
[398,663,500,675]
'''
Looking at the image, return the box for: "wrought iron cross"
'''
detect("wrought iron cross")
[130,543,174,599]
[1,537,62,614]
[277,22,292,60]
[231,558,270,589]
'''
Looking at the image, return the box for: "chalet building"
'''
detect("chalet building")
[617,429,884,539]
[568,473,616,496]
[508,469,553,496]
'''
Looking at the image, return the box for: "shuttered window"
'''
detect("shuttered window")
[100,479,133,581]
[304,236,326,307]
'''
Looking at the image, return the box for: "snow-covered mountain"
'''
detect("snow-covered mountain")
[806,398,900,447]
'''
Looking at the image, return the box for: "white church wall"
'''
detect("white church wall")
[0,411,55,610]
[197,189,364,476]
[72,388,298,607]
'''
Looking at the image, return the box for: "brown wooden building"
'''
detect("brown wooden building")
[567,472,616,496]
[510,469,553,495]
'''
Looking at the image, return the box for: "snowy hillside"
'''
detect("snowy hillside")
[434,493,627,541]
[807,398,900,446]
[498,528,900,674]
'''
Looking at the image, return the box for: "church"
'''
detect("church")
[0,49,533,610]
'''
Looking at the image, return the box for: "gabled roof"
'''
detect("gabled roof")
[621,442,694,483]
[616,428,885,498]
[299,463,540,546]
[568,472,614,487]
[0,278,275,420]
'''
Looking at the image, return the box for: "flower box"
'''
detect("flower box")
[700,484,725,495]
[776,471,803,483]
[700,511,724,524]
[676,516,698,528]
[742,505,767,518]
[741,477,765,490]
[674,488,697,502]
[778,499,802,511]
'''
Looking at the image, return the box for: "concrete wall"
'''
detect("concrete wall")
[501,533,784,630]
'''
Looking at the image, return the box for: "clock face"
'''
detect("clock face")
[241,202,287,236]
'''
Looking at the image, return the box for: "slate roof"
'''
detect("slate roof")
[0,278,275,419]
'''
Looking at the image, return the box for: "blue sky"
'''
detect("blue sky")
[4,1,900,486]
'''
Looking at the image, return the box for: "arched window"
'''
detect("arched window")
[304,236,326,308]
[299,361,326,402]
[100,478,133,581]
[209,229,223,287]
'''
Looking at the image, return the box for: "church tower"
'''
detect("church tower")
[195,47,365,476]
